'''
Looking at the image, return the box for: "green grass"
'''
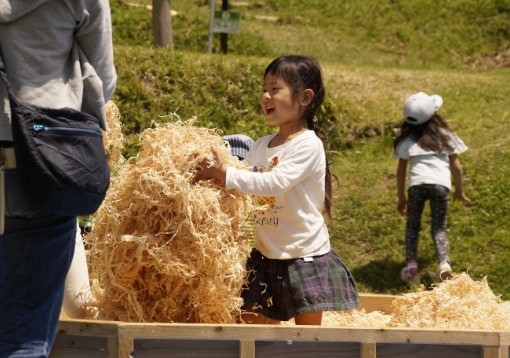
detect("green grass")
[110,1,510,298]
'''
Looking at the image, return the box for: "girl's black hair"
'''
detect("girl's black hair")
[393,113,454,153]
[264,55,335,219]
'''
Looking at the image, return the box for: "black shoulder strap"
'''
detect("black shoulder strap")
[0,44,6,74]
[0,45,15,95]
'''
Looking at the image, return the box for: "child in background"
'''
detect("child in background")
[223,134,254,161]
[393,92,472,283]
[196,55,360,325]
[223,134,255,242]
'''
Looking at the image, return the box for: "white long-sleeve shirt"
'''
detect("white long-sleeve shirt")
[226,130,331,259]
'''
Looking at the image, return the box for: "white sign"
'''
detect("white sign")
[211,11,240,34]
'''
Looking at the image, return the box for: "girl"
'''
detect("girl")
[393,91,472,284]
[196,55,359,325]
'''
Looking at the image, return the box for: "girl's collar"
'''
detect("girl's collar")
[269,128,309,148]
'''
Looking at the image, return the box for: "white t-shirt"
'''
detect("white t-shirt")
[225,130,330,259]
[394,132,468,190]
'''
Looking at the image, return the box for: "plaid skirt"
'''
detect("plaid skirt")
[241,248,360,321]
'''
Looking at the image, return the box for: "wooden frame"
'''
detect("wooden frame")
[50,294,510,358]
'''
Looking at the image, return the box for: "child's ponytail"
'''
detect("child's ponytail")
[307,116,336,220]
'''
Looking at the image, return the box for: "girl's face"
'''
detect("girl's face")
[260,74,301,127]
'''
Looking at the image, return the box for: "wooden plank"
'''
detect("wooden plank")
[484,346,500,358]
[358,294,396,314]
[501,332,510,345]
[57,319,120,337]
[50,334,111,358]
[360,342,376,358]
[51,320,120,358]
[499,332,510,358]
[117,337,132,358]
[116,322,506,346]
[239,340,255,358]
[484,345,509,358]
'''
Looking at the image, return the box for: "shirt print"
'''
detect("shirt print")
[252,156,278,215]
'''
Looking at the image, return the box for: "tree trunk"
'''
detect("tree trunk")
[152,0,173,49]
[220,0,228,54]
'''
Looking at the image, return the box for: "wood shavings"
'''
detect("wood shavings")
[86,119,252,323]
[389,273,510,330]
[104,100,125,170]
[321,309,393,328]
[317,273,510,330]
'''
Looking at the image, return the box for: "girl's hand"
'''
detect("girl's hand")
[195,146,226,184]
[453,191,472,206]
[397,197,407,215]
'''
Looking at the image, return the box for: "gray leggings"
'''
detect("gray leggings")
[405,184,450,264]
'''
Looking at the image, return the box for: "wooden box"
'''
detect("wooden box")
[50,294,510,358]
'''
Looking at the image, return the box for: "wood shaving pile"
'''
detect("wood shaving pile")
[389,273,510,330]
[104,100,125,170]
[320,309,393,329]
[318,273,510,330]
[86,119,252,323]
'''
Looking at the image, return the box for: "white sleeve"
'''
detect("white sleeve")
[226,135,324,196]
[449,133,468,155]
